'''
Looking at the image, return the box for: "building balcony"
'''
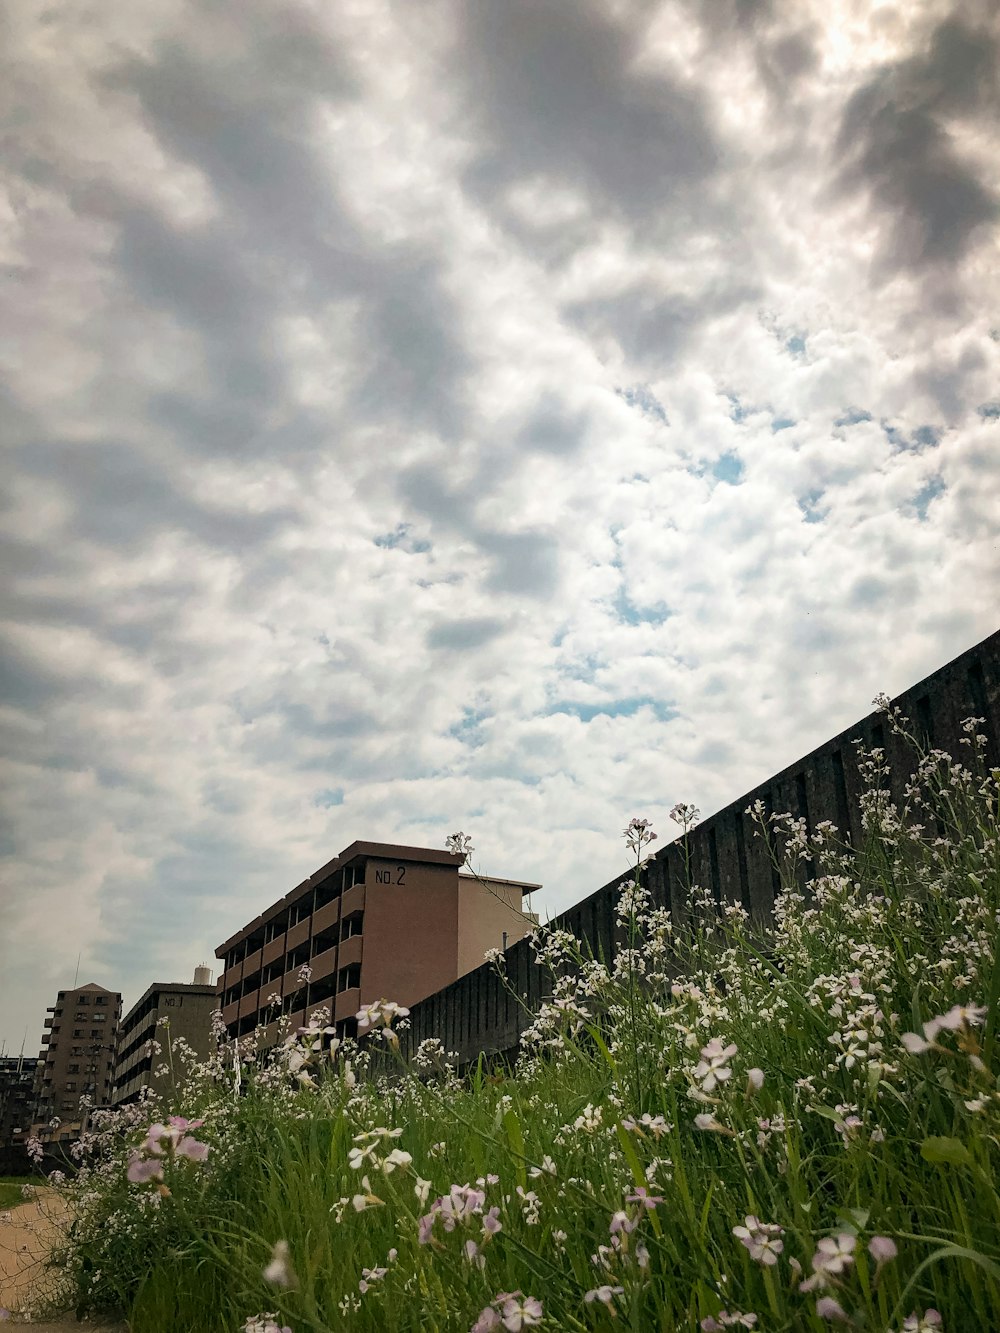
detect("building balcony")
[338,933,363,969]
[341,884,365,917]
[334,988,361,1023]
[281,966,309,1000]
[310,947,337,983]
[237,991,259,1020]
[286,919,310,951]
[221,1000,239,1029]
[312,899,340,934]
[243,947,263,977]
[262,936,286,966]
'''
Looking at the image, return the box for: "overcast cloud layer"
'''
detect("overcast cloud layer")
[2,0,999,1051]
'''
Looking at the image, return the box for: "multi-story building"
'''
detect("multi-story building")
[0,1055,39,1148]
[113,968,219,1106]
[216,839,539,1042]
[33,983,121,1125]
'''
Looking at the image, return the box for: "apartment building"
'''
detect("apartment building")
[33,982,121,1124]
[216,839,539,1041]
[113,968,219,1105]
[0,1056,38,1149]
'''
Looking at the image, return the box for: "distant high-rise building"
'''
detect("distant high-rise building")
[0,1055,39,1148]
[33,982,121,1129]
[216,839,539,1043]
[113,968,219,1105]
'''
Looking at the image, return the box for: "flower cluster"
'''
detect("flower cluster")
[472,1292,542,1332]
[419,1182,502,1265]
[732,1215,784,1266]
[126,1117,209,1187]
[348,1126,411,1174]
[356,999,410,1046]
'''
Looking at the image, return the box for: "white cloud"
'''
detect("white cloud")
[1,0,998,1050]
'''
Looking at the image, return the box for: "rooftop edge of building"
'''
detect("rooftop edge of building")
[458,873,541,892]
[215,838,468,955]
[120,981,219,1029]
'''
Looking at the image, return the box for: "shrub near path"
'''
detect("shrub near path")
[30,703,1000,1332]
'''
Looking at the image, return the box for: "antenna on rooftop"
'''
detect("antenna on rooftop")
[73,951,81,986]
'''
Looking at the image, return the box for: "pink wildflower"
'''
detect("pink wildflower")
[816,1296,849,1322]
[732,1215,784,1266]
[498,1293,543,1331]
[625,1185,663,1209]
[585,1285,624,1308]
[126,1156,164,1185]
[900,1312,943,1332]
[868,1235,897,1265]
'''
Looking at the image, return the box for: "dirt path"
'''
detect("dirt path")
[0,1190,126,1330]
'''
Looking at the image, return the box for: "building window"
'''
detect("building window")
[77,996,90,1005]
[340,912,364,941]
[73,1029,83,1038]
[67,1064,80,1074]
[343,863,365,890]
[93,1012,107,1022]
[287,945,310,973]
[264,916,288,944]
[95,995,107,1004]
[65,1081,76,1092]
[337,963,361,992]
[314,877,340,909]
[290,899,311,926]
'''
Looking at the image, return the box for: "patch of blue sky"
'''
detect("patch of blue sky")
[313,787,345,807]
[448,707,490,748]
[613,586,671,626]
[771,416,796,433]
[798,489,826,524]
[882,421,942,453]
[834,407,872,428]
[727,393,751,423]
[559,653,604,683]
[785,334,807,357]
[977,400,1000,420]
[548,696,678,723]
[911,476,945,521]
[615,382,669,425]
[374,523,431,552]
[712,451,744,484]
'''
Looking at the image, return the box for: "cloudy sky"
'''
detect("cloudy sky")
[2,0,999,1052]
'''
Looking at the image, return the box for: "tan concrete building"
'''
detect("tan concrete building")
[113,969,219,1105]
[216,839,539,1041]
[33,983,121,1125]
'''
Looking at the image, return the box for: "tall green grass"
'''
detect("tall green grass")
[0,1177,27,1211]
[39,705,1000,1332]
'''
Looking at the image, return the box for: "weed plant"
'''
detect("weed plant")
[25,701,1000,1332]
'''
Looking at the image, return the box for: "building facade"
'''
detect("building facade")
[0,1056,39,1149]
[33,983,121,1125]
[113,969,219,1106]
[216,839,538,1042]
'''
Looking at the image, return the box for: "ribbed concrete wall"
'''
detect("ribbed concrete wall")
[399,629,1000,1066]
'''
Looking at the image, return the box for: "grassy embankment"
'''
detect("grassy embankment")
[36,704,1000,1332]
